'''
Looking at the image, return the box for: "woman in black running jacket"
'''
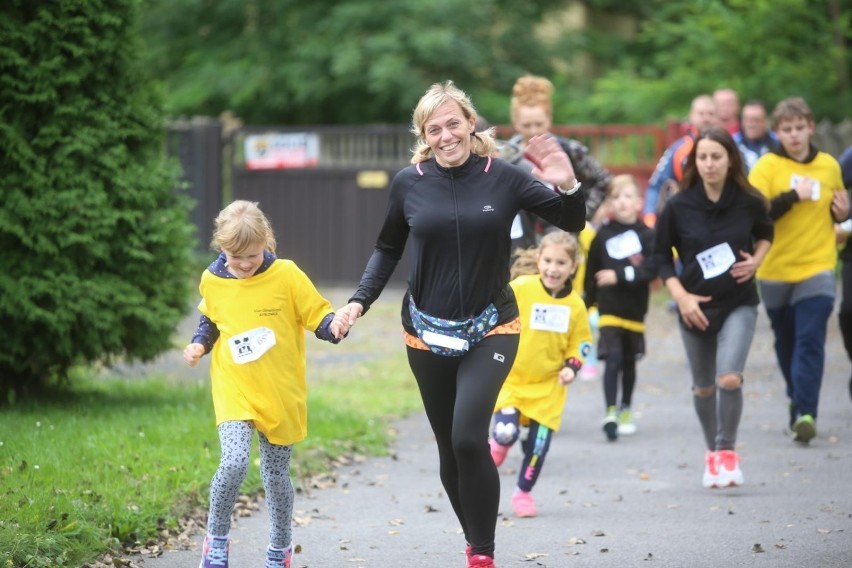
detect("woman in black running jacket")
[331,81,585,568]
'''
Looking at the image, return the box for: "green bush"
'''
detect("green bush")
[0,1,196,399]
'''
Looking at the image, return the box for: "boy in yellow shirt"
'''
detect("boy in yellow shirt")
[748,97,848,443]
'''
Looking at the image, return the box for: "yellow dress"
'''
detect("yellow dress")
[495,274,593,431]
[198,259,333,445]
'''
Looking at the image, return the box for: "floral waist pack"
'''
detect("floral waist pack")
[408,297,499,357]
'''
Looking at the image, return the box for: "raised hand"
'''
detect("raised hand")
[523,134,577,189]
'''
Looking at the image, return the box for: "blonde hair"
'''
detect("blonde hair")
[211,200,277,255]
[510,231,580,280]
[510,75,554,123]
[510,247,539,279]
[410,81,498,164]
[608,173,640,198]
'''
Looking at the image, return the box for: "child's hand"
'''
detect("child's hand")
[183,343,205,367]
[558,367,576,386]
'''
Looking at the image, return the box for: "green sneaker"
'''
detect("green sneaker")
[603,406,618,441]
[792,414,816,444]
[617,407,636,436]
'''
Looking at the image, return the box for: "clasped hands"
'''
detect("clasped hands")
[330,302,364,340]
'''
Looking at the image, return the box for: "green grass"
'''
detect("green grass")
[0,320,420,567]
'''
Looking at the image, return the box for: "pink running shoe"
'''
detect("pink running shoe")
[716,450,744,487]
[468,553,495,567]
[489,439,509,467]
[511,489,537,518]
[702,450,719,489]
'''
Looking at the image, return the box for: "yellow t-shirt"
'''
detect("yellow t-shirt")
[198,259,333,445]
[749,152,843,282]
[495,274,593,431]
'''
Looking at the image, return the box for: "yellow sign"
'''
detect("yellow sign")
[356,170,389,189]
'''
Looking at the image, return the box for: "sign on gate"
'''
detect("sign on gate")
[245,132,320,169]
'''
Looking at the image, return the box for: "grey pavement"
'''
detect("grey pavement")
[131,294,852,568]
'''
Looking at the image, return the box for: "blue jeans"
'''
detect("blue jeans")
[765,295,834,418]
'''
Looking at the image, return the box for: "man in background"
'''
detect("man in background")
[733,99,778,173]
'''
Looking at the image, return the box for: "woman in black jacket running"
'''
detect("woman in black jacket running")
[331,80,585,568]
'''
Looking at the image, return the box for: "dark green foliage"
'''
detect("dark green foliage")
[138,0,849,126]
[0,0,196,398]
[138,0,561,125]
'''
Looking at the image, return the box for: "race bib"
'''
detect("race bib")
[790,174,821,201]
[696,243,736,280]
[228,326,276,364]
[605,230,642,260]
[529,304,570,333]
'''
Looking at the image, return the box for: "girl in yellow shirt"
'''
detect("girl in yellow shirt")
[490,231,592,518]
[183,200,344,568]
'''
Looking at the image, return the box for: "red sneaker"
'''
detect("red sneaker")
[468,553,495,567]
[716,450,744,487]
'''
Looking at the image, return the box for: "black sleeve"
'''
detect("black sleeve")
[530,188,587,234]
[349,175,409,313]
[768,189,799,220]
[583,235,602,308]
[623,227,659,285]
[191,314,219,354]
[652,203,678,282]
[314,313,342,344]
[751,199,775,243]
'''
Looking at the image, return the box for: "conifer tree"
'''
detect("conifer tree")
[0,0,196,399]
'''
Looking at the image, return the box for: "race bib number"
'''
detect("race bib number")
[529,303,570,333]
[228,326,276,364]
[696,243,736,280]
[605,230,642,260]
[790,174,821,201]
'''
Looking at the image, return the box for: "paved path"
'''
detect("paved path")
[131,296,852,568]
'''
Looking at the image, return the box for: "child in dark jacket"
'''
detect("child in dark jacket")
[584,175,656,440]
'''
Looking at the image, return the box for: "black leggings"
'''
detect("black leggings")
[407,333,519,558]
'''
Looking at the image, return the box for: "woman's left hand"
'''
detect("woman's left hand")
[524,134,577,189]
[730,250,758,284]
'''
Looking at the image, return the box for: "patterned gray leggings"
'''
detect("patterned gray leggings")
[207,420,294,548]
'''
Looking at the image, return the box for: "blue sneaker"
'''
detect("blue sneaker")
[199,535,229,568]
[265,544,293,568]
